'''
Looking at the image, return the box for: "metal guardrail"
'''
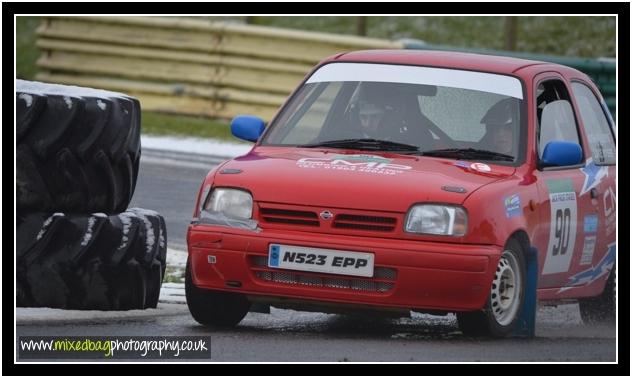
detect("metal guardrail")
[35,17,615,121]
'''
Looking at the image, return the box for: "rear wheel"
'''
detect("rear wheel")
[185,259,250,327]
[458,239,526,337]
[579,270,615,324]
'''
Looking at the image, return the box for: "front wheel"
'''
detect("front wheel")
[457,239,526,337]
[185,259,250,327]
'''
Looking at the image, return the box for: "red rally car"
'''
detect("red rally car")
[186,50,617,337]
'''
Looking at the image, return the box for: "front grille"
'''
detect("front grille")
[259,208,319,227]
[333,214,397,232]
[254,271,395,292]
[250,255,396,293]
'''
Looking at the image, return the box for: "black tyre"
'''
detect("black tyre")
[185,259,250,327]
[16,208,166,310]
[457,239,526,337]
[579,270,615,324]
[16,80,141,214]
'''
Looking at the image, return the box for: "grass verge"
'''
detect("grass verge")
[16,16,41,80]
[141,111,242,142]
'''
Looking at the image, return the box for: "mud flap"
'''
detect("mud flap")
[512,246,538,337]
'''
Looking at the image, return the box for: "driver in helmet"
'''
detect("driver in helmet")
[357,100,387,138]
[481,98,518,156]
[349,82,397,140]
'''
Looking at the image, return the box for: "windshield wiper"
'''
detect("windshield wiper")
[302,138,420,152]
[421,148,515,161]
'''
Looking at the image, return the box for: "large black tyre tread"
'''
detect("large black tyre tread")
[16,208,166,310]
[16,81,141,213]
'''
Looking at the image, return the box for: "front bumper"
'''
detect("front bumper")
[187,225,502,312]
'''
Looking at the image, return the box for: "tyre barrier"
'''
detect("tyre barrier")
[17,209,167,310]
[16,80,167,311]
[17,79,141,214]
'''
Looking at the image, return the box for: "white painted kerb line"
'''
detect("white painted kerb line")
[307,62,524,100]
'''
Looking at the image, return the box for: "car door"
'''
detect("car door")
[563,80,617,294]
[531,73,592,289]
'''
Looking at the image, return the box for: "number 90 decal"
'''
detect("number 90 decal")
[552,208,572,256]
[542,180,578,274]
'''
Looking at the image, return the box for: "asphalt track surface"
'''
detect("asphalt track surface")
[16,151,618,363]
[15,304,618,362]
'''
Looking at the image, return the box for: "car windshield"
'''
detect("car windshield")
[261,63,526,164]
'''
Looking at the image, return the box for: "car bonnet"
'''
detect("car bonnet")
[213,147,516,212]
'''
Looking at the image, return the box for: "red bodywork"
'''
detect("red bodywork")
[187,51,616,313]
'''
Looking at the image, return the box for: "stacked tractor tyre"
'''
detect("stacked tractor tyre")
[16,80,167,310]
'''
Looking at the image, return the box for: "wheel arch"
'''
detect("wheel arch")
[507,229,531,254]
[506,229,539,337]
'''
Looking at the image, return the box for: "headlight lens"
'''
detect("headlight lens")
[405,205,467,236]
[205,188,253,219]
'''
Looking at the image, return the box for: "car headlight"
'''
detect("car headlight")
[405,204,467,236]
[205,188,253,219]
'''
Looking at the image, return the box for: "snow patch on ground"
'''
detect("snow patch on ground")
[16,303,188,325]
[164,248,187,284]
[141,135,252,158]
[166,248,187,268]
[159,283,186,304]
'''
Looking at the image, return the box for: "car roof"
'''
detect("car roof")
[331,49,549,75]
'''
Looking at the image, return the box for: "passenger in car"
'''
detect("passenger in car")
[480,98,518,156]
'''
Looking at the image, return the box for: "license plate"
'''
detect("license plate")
[268,244,374,277]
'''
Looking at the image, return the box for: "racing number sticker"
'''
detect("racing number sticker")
[542,179,578,275]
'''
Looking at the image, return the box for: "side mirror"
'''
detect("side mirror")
[541,141,583,167]
[231,115,265,143]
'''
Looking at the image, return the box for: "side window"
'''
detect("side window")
[571,82,616,165]
[536,80,581,159]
